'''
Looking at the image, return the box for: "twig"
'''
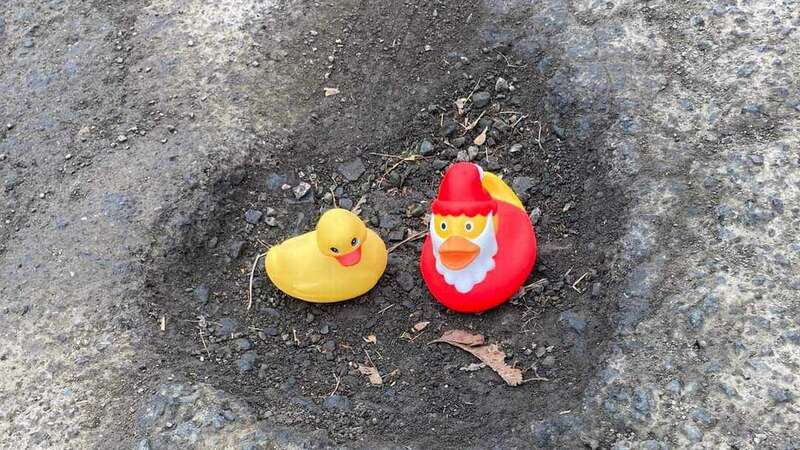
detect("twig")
[388,230,427,253]
[511,114,528,129]
[495,51,528,68]
[533,120,544,152]
[377,155,421,186]
[521,278,548,295]
[364,349,377,367]
[352,195,367,214]
[199,328,211,359]
[522,375,549,383]
[465,77,482,102]
[330,186,338,208]
[368,152,409,159]
[571,272,589,293]
[377,304,394,314]
[522,365,549,383]
[248,251,269,310]
[461,110,486,133]
[408,329,427,342]
[329,372,341,396]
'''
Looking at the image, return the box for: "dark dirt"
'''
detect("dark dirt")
[141,2,628,446]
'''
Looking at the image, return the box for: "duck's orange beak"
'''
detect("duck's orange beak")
[438,236,480,270]
[335,246,362,266]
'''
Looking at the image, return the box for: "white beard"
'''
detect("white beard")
[430,213,498,294]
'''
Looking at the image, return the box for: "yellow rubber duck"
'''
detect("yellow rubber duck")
[265,208,388,303]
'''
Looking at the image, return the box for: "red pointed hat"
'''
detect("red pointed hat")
[431,162,498,217]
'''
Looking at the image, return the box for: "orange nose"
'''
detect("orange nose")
[439,236,480,270]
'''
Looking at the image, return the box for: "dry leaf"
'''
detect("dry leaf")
[357,364,383,385]
[413,321,430,332]
[432,330,523,386]
[324,87,340,96]
[363,335,377,344]
[473,127,488,146]
[433,329,485,346]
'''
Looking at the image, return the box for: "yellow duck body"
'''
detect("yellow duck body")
[265,208,388,303]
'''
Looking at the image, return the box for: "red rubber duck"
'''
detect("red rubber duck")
[420,162,537,313]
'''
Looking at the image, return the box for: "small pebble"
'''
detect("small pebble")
[229,240,245,258]
[244,209,263,224]
[293,182,311,199]
[322,339,336,352]
[338,198,353,210]
[472,91,491,108]
[193,285,209,304]
[238,352,257,372]
[235,338,253,351]
[495,77,509,92]
[529,207,542,225]
[323,395,351,411]
[419,139,435,156]
[264,326,279,337]
[338,158,366,181]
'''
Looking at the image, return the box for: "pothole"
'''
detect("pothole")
[142,60,628,447]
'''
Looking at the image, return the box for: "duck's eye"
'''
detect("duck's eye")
[440,221,447,231]
[465,221,473,232]
[351,237,359,247]
[330,247,339,253]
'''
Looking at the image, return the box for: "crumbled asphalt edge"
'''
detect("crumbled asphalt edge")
[484,1,800,449]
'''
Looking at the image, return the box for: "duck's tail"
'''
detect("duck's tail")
[480,171,525,211]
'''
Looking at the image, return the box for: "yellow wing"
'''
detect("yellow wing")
[481,171,525,211]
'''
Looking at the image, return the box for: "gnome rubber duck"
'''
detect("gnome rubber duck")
[419,162,537,313]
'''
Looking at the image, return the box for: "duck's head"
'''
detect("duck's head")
[429,163,500,293]
[316,208,368,267]
[431,213,498,270]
